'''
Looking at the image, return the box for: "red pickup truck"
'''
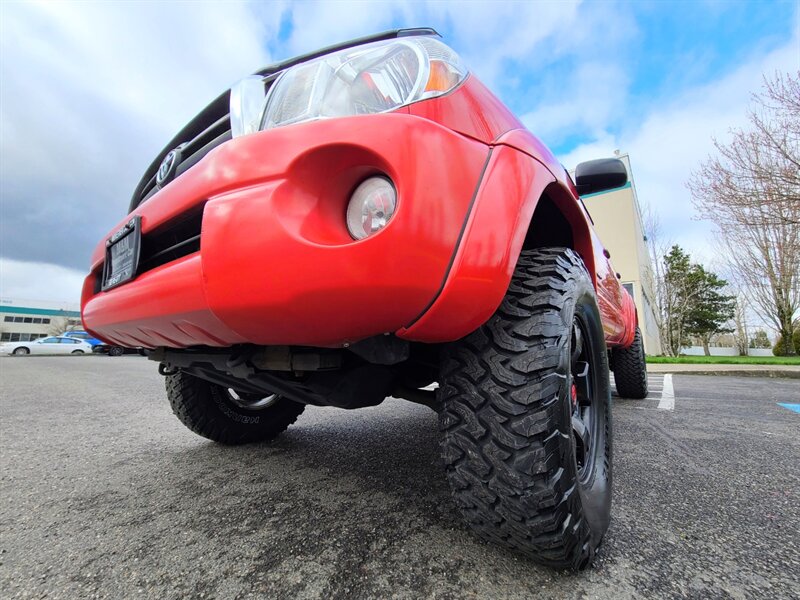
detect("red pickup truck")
[82,29,647,569]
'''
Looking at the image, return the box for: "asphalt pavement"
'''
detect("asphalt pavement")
[1,356,798,599]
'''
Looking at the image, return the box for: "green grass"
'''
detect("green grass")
[646,355,800,365]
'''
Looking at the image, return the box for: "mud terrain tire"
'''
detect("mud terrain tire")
[439,247,612,570]
[611,326,648,399]
[166,372,305,445]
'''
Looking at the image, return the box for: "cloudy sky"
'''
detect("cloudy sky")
[1,0,797,303]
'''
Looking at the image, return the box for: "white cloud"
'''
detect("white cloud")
[558,133,619,169]
[558,31,800,264]
[0,1,281,271]
[415,1,583,87]
[279,1,396,57]
[2,3,273,159]
[521,61,629,143]
[0,258,85,304]
[279,1,582,89]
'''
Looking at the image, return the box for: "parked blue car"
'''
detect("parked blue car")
[62,330,103,347]
[62,330,128,356]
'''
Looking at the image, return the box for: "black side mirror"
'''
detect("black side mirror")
[574,158,628,196]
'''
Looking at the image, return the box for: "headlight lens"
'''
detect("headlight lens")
[346,177,397,240]
[229,37,467,136]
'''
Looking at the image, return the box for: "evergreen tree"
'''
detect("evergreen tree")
[661,245,735,355]
[749,330,771,349]
[685,267,736,355]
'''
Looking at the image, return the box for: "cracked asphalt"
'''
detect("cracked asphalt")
[1,356,798,599]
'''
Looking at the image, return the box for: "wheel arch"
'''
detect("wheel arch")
[520,182,597,286]
[398,146,598,343]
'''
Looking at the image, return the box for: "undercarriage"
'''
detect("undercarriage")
[149,336,440,411]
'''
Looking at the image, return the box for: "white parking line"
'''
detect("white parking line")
[657,374,675,411]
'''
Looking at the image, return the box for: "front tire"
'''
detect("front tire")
[166,372,305,445]
[611,327,648,399]
[71,350,85,355]
[108,346,124,357]
[439,248,612,570]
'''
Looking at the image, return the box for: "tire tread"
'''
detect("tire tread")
[166,373,304,445]
[439,247,607,570]
[612,327,648,399]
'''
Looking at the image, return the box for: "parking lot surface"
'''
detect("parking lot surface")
[1,356,799,599]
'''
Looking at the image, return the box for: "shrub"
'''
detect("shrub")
[773,324,800,356]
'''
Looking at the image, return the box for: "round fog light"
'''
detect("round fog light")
[346,177,397,240]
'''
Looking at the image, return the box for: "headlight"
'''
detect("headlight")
[230,37,467,136]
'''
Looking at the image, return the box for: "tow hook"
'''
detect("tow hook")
[158,363,179,377]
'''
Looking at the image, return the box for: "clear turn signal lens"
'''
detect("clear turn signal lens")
[230,75,268,137]
[346,177,397,240]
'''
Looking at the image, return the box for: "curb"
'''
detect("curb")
[647,368,800,380]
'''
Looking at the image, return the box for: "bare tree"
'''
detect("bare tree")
[47,317,68,336]
[731,295,750,356]
[642,203,672,355]
[689,72,800,355]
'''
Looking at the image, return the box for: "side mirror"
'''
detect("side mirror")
[575,158,628,196]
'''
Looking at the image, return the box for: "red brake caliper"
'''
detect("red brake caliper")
[571,383,578,408]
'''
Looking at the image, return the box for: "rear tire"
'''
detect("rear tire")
[13,347,29,355]
[165,372,305,445]
[108,346,124,357]
[439,248,612,570]
[611,327,648,399]
[71,350,85,355]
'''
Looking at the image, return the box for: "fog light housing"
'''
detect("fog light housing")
[346,177,397,240]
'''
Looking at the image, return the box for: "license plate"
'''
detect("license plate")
[102,216,141,291]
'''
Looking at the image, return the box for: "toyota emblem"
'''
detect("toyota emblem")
[156,149,179,186]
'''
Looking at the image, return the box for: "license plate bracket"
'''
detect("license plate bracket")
[102,216,142,291]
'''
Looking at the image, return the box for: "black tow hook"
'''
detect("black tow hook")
[158,363,180,377]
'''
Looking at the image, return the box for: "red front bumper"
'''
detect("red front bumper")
[82,114,490,348]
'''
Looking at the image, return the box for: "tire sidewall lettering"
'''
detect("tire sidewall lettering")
[211,389,260,425]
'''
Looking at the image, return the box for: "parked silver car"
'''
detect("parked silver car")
[0,336,93,355]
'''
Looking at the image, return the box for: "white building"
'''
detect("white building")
[0,297,82,343]
[577,153,663,355]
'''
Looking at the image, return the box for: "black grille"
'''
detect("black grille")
[137,115,232,206]
[137,204,205,273]
[129,91,232,212]
[93,206,204,294]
